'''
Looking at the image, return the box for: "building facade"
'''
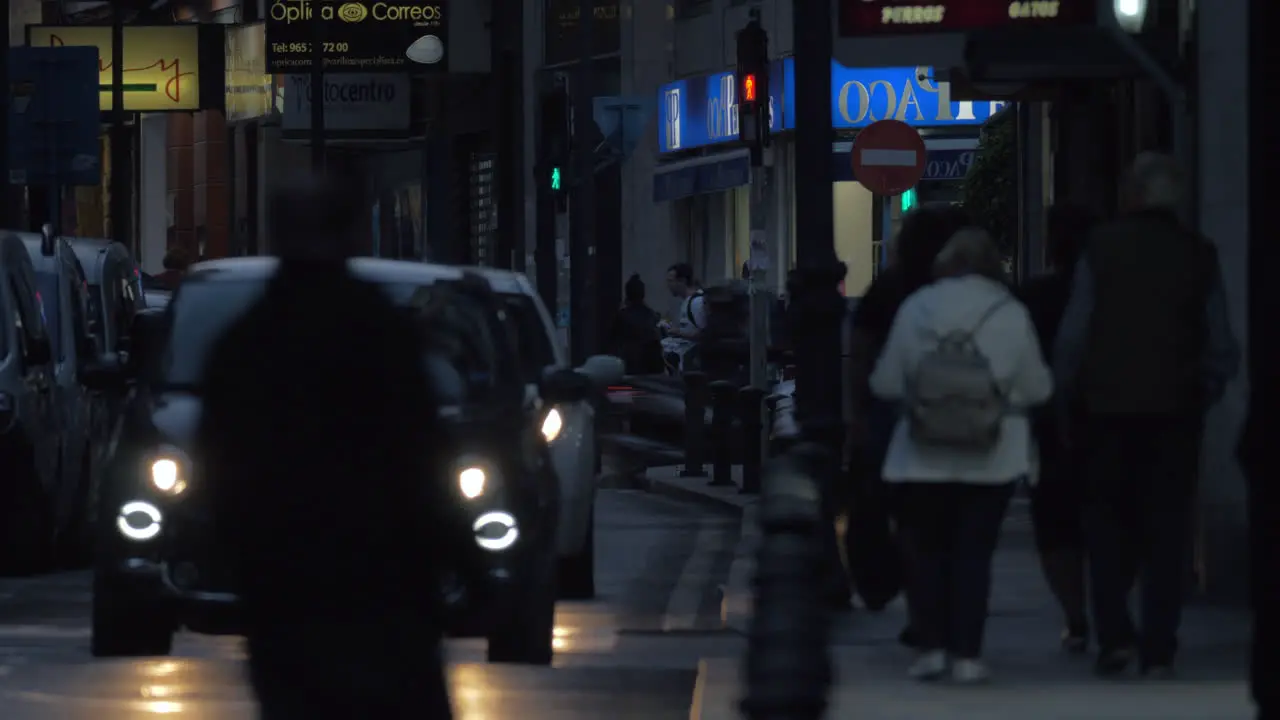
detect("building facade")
[519,0,1252,600]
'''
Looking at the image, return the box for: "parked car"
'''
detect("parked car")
[84,258,620,664]
[6,227,106,568]
[0,233,62,574]
[67,238,147,357]
[67,239,147,494]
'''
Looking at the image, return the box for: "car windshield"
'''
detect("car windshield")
[160,278,512,404]
[34,271,61,359]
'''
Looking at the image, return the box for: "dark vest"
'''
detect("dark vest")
[1081,210,1214,414]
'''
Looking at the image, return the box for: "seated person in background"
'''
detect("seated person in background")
[607,274,665,375]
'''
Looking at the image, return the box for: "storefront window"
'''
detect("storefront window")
[833,181,875,297]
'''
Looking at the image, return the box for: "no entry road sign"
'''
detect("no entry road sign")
[851,119,926,196]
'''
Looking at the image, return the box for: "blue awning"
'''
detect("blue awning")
[653,150,751,202]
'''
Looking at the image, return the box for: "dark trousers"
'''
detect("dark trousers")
[1082,412,1200,664]
[897,482,1013,658]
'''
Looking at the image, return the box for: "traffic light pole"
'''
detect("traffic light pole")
[791,0,843,454]
[569,0,597,363]
[309,7,326,173]
[110,5,131,249]
[747,164,769,390]
[740,10,770,392]
[0,6,12,229]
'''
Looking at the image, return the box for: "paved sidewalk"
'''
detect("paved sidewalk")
[647,467,1256,720]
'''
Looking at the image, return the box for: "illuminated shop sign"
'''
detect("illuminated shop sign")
[658,59,1007,153]
[265,0,447,73]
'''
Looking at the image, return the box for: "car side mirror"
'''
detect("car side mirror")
[540,367,592,404]
[577,354,625,387]
[82,352,127,391]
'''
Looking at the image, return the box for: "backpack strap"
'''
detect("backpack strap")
[685,291,704,329]
[968,294,1014,336]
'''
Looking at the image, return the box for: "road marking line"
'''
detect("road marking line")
[663,521,726,632]
[688,659,707,720]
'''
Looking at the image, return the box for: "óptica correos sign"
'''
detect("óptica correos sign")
[265,0,447,73]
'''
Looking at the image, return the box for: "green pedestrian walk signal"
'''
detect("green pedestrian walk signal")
[900,188,918,213]
[550,166,562,191]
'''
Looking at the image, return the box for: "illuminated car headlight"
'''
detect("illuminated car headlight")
[472,510,519,551]
[147,446,189,495]
[540,407,563,442]
[458,466,487,499]
[116,500,163,541]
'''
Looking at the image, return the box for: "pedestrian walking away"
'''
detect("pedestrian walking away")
[196,169,468,718]
[1054,152,1240,678]
[1016,203,1096,653]
[870,227,1053,684]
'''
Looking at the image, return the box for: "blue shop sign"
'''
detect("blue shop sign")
[783,60,1006,130]
[657,60,785,154]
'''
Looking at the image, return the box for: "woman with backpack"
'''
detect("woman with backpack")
[869,227,1053,683]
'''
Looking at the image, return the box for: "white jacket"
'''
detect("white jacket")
[869,275,1053,485]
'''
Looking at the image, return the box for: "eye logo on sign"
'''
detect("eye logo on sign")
[338,2,368,21]
[664,88,681,151]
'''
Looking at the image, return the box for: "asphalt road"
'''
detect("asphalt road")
[0,488,742,719]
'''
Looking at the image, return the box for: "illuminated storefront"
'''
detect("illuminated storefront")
[653,59,1006,295]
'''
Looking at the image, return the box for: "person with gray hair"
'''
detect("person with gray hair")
[1054,152,1239,678]
[869,226,1052,683]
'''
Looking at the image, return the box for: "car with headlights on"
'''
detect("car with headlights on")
[81,257,609,665]
[493,284,624,599]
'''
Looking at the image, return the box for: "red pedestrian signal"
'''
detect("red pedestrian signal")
[742,73,758,103]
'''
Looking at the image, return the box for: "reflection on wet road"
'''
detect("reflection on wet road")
[0,489,742,719]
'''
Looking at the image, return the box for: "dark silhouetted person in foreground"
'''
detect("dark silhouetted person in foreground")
[1017,204,1095,653]
[606,273,664,375]
[1054,153,1239,678]
[196,172,462,718]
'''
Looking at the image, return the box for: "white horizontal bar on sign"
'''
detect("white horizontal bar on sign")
[859,149,919,167]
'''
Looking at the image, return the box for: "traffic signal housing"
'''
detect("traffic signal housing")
[538,85,571,211]
[735,18,770,149]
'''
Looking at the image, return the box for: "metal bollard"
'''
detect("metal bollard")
[739,386,767,494]
[741,444,833,720]
[680,371,709,478]
[708,380,737,487]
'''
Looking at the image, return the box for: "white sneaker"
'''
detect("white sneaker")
[907,650,948,681]
[951,658,991,684]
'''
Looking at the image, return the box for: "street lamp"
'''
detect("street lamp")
[1113,0,1148,33]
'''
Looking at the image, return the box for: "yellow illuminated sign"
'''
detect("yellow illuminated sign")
[27,25,201,112]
